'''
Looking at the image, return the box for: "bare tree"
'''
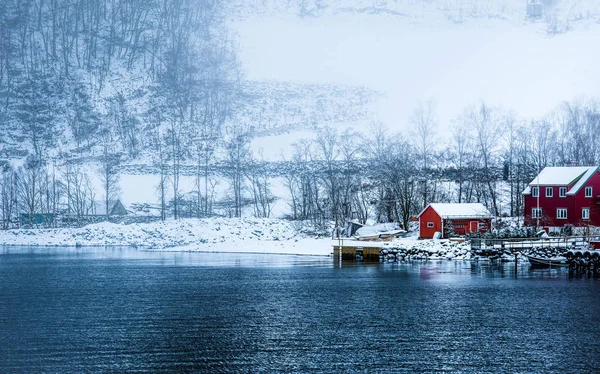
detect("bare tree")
[449,121,473,203]
[98,144,121,221]
[0,164,17,229]
[363,123,390,223]
[410,99,438,208]
[16,156,43,226]
[224,127,250,218]
[381,136,419,230]
[246,150,275,218]
[167,118,187,220]
[147,106,169,221]
[463,102,505,216]
[315,126,343,233]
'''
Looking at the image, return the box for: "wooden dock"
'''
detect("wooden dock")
[332,240,385,262]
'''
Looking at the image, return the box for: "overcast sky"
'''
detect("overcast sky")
[233,14,600,130]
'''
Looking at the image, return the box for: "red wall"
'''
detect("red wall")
[450,219,493,236]
[524,171,600,227]
[419,206,442,239]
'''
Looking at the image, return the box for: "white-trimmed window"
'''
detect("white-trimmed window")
[559,187,567,197]
[545,187,553,197]
[427,222,434,228]
[531,187,539,197]
[585,187,593,198]
[582,208,590,220]
[532,208,542,219]
[557,208,568,219]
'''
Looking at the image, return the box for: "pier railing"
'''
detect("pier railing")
[470,236,591,251]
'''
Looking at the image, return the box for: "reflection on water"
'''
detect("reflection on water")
[0,247,599,373]
[0,246,331,268]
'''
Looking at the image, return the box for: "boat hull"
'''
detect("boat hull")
[527,255,569,268]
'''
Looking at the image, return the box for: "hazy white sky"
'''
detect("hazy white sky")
[233,14,600,129]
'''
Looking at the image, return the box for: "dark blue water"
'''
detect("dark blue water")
[0,247,599,373]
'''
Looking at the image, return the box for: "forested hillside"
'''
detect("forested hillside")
[1,0,600,231]
[0,0,377,226]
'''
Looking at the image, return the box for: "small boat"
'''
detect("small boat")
[526,255,569,267]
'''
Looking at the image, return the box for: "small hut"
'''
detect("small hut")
[418,203,493,239]
[91,199,128,218]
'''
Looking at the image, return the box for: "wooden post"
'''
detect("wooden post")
[514,252,518,275]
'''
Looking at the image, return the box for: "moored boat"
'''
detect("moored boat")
[526,255,569,267]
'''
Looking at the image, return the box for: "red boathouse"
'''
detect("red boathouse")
[417,203,493,239]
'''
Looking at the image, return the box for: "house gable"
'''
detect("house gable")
[418,206,442,239]
[92,199,128,216]
[567,168,599,196]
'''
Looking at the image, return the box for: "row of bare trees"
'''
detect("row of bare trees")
[4,96,600,229]
[281,99,600,231]
[0,152,121,228]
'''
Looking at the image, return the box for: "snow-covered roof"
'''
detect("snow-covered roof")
[523,166,598,195]
[355,223,403,238]
[527,167,592,186]
[92,200,126,216]
[418,203,492,219]
[567,167,598,195]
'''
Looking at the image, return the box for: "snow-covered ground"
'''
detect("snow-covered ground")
[0,216,580,259]
[0,217,479,259]
[0,218,333,256]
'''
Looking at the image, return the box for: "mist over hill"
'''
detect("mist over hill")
[1,0,600,228]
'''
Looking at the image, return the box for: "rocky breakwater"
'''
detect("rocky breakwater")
[379,240,472,262]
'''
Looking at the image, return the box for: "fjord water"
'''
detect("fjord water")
[0,247,599,373]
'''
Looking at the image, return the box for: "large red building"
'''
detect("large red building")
[523,166,600,228]
[418,203,493,239]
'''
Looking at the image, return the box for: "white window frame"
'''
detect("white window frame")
[531,187,539,197]
[545,187,553,197]
[585,187,593,198]
[559,187,567,197]
[556,208,568,220]
[532,208,542,219]
[582,208,590,220]
[427,222,434,228]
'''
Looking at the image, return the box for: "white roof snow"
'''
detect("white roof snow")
[566,167,598,195]
[523,166,598,195]
[355,223,404,238]
[419,203,492,219]
[527,167,592,186]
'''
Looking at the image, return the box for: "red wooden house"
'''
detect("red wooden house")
[523,166,600,228]
[418,203,493,239]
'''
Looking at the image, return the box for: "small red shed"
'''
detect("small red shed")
[418,203,493,239]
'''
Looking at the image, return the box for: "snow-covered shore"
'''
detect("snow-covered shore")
[0,218,474,258]
[1,218,562,260]
[0,218,333,256]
